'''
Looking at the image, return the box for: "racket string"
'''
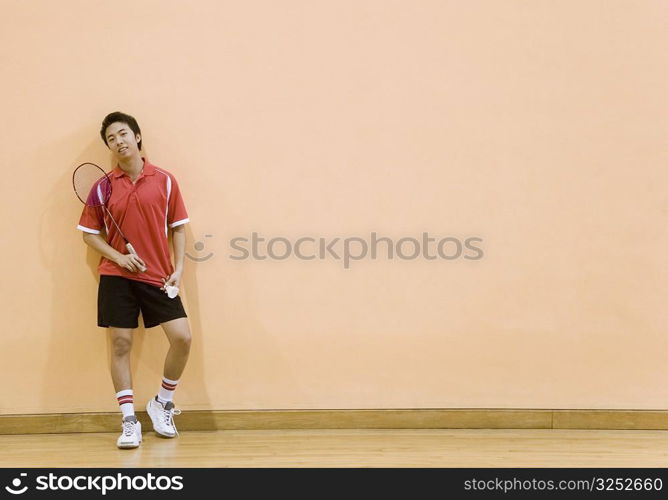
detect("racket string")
[73,163,112,207]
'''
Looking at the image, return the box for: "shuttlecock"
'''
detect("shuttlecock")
[164,285,179,299]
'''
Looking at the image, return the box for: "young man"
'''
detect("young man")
[77,111,192,449]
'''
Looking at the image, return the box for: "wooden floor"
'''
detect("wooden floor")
[2,429,668,467]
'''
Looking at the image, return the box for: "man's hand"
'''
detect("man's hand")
[115,253,147,273]
[161,269,183,290]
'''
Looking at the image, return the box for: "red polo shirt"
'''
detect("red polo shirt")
[77,159,189,287]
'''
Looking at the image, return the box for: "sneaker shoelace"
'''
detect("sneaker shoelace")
[122,420,137,437]
[162,405,182,435]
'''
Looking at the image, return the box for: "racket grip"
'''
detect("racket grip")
[125,243,147,272]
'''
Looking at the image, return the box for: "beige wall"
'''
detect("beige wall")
[1,0,668,414]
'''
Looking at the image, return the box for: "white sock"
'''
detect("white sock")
[157,377,179,404]
[116,389,134,419]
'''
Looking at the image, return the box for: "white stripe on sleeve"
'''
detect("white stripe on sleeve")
[169,218,190,228]
[77,225,101,234]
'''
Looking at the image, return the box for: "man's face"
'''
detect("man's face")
[105,121,141,160]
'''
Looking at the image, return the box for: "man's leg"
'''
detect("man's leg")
[161,317,192,383]
[109,328,133,393]
[109,328,135,418]
[109,327,141,449]
[146,317,191,438]
[158,318,191,403]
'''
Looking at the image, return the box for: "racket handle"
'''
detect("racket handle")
[125,243,147,272]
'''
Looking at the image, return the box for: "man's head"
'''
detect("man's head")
[100,112,142,158]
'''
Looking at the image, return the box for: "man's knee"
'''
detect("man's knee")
[171,332,191,351]
[111,335,132,357]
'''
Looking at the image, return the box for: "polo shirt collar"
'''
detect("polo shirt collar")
[112,158,156,178]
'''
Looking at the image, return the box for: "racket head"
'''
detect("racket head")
[72,162,112,207]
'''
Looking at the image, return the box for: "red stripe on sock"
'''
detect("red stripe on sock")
[117,397,133,405]
[162,382,177,390]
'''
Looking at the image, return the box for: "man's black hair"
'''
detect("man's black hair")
[100,111,142,150]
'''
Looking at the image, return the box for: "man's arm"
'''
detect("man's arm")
[82,232,146,273]
[164,225,186,288]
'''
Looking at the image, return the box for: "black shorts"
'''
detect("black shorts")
[98,275,187,329]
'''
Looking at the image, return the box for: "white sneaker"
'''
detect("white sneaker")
[146,397,181,438]
[116,416,142,449]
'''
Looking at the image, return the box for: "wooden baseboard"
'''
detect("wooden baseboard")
[1,409,668,434]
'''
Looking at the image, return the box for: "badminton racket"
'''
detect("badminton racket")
[73,162,146,272]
